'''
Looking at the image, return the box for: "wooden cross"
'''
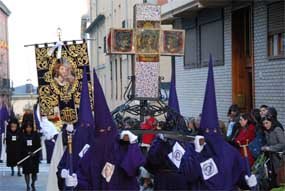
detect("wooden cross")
[108,3,185,100]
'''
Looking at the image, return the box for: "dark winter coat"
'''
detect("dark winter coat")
[20,132,41,174]
[6,128,22,167]
[264,126,285,171]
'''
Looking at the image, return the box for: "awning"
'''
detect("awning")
[0,1,11,16]
[161,0,230,24]
[85,14,105,33]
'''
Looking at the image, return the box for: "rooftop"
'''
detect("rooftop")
[161,0,230,23]
[12,84,37,95]
[0,0,11,16]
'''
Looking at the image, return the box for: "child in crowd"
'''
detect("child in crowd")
[21,121,41,191]
[6,118,22,176]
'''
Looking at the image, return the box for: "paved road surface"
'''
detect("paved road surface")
[0,161,49,191]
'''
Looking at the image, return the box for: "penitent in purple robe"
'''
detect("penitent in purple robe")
[77,135,145,190]
[179,55,249,190]
[180,142,248,190]
[45,139,55,164]
[57,67,95,190]
[145,138,190,190]
[76,68,145,190]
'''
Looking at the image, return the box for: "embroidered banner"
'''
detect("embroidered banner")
[35,42,93,123]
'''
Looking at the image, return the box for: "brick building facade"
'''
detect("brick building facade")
[161,0,285,124]
[0,1,11,106]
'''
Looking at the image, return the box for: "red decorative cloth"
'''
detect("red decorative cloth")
[141,117,157,145]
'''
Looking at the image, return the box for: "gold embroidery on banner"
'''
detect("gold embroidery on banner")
[39,95,58,116]
[60,107,77,123]
[36,48,50,70]
[35,42,92,123]
[74,91,81,105]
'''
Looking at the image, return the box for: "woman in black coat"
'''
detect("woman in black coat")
[21,121,41,191]
[261,114,285,188]
[6,118,22,176]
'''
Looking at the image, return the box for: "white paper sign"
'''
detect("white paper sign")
[12,136,17,141]
[168,142,185,168]
[27,140,33,146]
[78,144,90,158]
[200,158,218,180]
[101,162,115,183]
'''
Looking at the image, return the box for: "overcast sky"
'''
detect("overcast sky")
[2,0,87,87]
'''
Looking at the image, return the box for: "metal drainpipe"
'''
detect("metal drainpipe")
[96,0,99,69]
[125,0,129,77]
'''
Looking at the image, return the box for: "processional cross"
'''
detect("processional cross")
[108,3,185,101]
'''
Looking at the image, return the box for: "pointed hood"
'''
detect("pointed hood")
[93,69,117,137]
[0,104,9,121]
[168,66,180,114]
[0,105,9,133]
[60,66,95,173]
[199,55,224,153]
[78,66,94,127]
[34,104,42,130]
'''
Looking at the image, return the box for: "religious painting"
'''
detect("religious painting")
[51,58,76,95]
[35,42,93,123]
[135,4,161,21]
[136,54,159,62]
[109,28,134,54]
[135,29,160,54]
[134,61,159,99]
[136,21,160,29]
[161,30,185,55]
[101,162,115,183]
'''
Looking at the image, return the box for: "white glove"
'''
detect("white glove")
[120,130,138,144]
[65,173,78,187]
[194,135,205,153]
[158,133,167,142]
[66,124,74,132]
[245,174,257,187]
[261,146,271,151]
[61,169,69,178]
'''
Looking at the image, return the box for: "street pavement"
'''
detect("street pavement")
[0,161,49,191]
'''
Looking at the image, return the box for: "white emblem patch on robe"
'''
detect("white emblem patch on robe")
[168,142,185,168]
[78,144,90,158]
[12,136,17,141]
[200,158,218,180]
[27,140,33,146]
[101,162,115,183]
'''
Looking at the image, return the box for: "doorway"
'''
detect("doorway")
[232,6,254,113]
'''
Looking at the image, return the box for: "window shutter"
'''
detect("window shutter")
[122,20,126,28]
[198,8,223,25]
[184,28,197,68]
[200,20,223,67]
[103,36,106,53]
[268,1,285,34]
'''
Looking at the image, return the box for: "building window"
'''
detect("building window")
[200,19,224,66]
[110,61,113,99]
[122,20,126,28]
[182,8,224,69]
[103,36,106,53]
[268,1,285,58]
[115,59,118,100]
[119,57,123,100]
[184,27,198,68]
